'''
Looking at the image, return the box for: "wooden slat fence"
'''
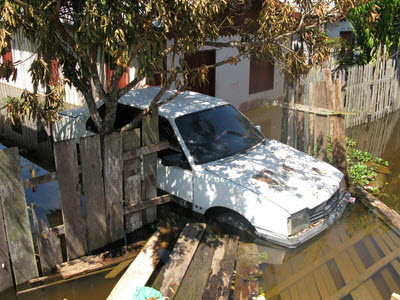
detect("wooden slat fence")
[0,113,169,292]
[277,69,348,181]
[338,46,400,127]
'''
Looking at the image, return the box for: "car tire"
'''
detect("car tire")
[210,211,257,242]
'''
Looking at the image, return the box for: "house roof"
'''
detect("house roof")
[119,86,228,119]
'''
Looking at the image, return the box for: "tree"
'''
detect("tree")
[347,0,400,64]
[0,0,364,134]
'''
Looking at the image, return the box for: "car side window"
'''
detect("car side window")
[158,117,190,169]
[86,103,142,133]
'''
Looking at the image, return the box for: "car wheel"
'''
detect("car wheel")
[210,211,257,242]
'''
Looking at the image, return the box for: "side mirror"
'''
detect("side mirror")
[161,153,190,169]
[255,125,262,134]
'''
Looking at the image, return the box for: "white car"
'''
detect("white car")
[53,87,349,248]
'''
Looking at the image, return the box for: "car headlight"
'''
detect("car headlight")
[287,209,311,236]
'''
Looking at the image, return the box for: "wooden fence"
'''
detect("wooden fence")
[0,112,169,292]
[0,105,54,162]
[337,47,400,128]
[272,69,348,181]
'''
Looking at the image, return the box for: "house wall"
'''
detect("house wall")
[167,37,285,112]
[0,36,145,108]
[326,20,353,38]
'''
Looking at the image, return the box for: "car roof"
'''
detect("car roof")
[119,86,229,119]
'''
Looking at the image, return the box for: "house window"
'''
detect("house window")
[184,50,216,97]
[339,31,355,60]
[249,55,274,94]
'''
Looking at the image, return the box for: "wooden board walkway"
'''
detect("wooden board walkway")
[264,223,400,300]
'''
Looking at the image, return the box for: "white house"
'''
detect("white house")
[0,34,284,113]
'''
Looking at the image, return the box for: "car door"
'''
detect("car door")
[157,117,194,203]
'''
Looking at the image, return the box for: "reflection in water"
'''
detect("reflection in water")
[257,202,400,299]
[347,110,400,213]
[0,143,62,227]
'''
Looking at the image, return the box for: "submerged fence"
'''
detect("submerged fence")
[338,49,400,128]
[0,111,170,292]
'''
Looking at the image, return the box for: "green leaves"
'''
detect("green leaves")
[347,0,400,63]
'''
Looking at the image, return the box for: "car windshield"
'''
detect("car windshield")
[175,105,264,164]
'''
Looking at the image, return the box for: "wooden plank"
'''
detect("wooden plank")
[159,223,207,299]
[80,135,108,252]
[364,278,383,300]
[23,171,57,189]
[54,139,87,260]
[104,258,134,279]
[331,77,349,183]
[313,268,331,299]
[172,231,218,300]
[58,239,148,280]
[142,108,159,224]
[0,147,39,284]
[122,140,169,161]
[38,220,63,275]
[380,267,400,295]
[107,227,178,300]
[234,243,260,300]
[124,194,171,215]
[122,129,142,233]
[261,99,352,115]
[0,194,13,293]
[350,186,400,235]
[328,247,400,300]
[103,132,124,243]
[319,264,338,295]
[202,235,239,300]
[289,285,301,300]
[280,289,291,300]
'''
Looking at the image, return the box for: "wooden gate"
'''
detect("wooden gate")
[0,113,169,292]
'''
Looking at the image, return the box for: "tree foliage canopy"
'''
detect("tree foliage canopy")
[347,0,400,63]
[0,0,364,134]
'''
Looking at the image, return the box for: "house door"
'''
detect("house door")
[185,50,216,97]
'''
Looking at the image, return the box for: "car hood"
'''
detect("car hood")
[205,139,343,214]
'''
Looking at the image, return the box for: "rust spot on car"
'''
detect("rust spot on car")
[312,167,325,175]
[282,164,295,172]
[260,169,274,176]
[253,174,278,185]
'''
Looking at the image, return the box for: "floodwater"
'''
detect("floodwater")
[1,106,400,299]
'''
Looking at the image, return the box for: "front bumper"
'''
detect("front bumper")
[255,191,350,248]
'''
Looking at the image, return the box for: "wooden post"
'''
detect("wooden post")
[54,140,88,260]
[281,82,289,145]
[31,204,62,275]
[0,196,13,293]
[142,108,159,224]
[122,128,142,233]
[296,85,305,152]
[0,147,39,284]
[103,132,124,243]
[80,135,108,251]
[325,69,349,184]
[316,80,329,161]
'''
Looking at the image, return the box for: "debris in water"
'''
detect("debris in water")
[348,197,356,204]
